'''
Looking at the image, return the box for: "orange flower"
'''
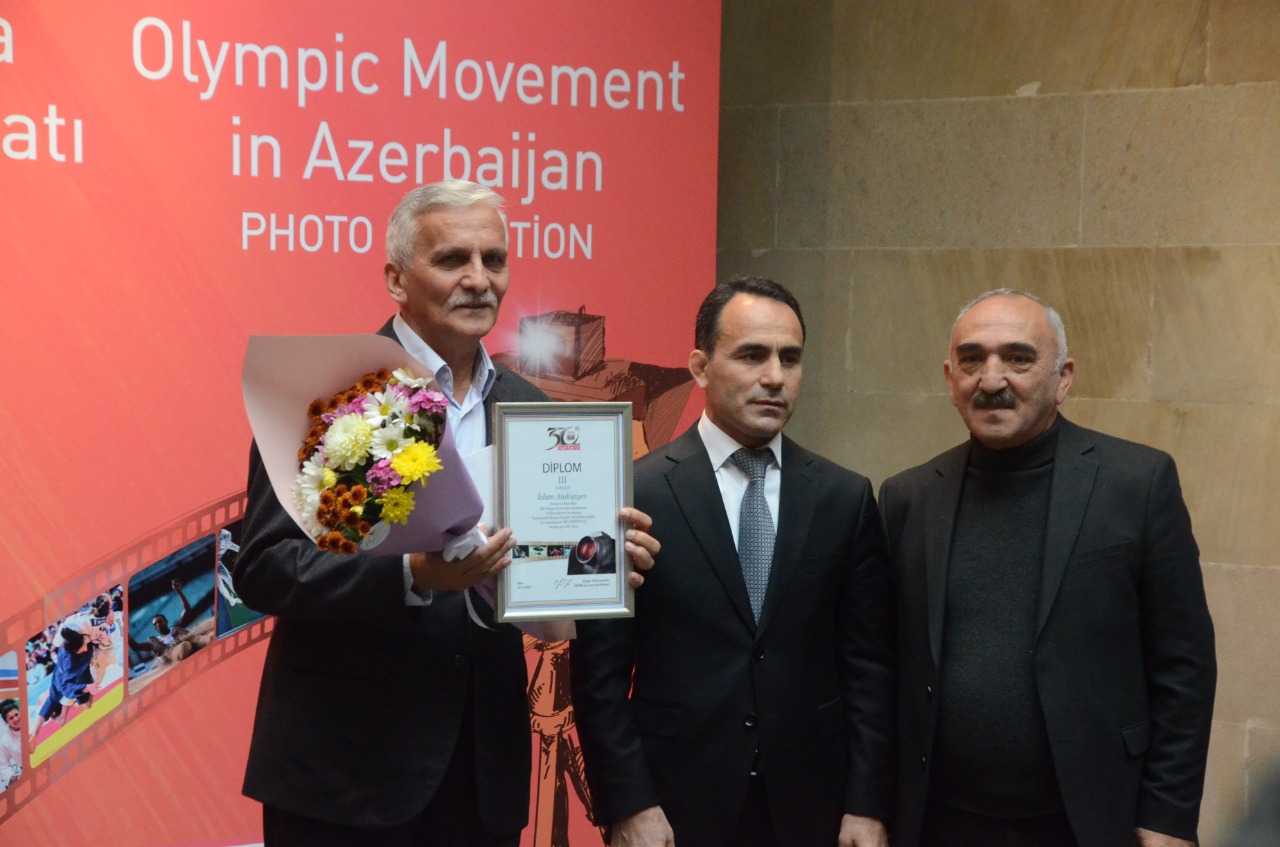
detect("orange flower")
[307,398,327,421]
[358,521,372,535]
[357,372,381,393]
[342,510,361,528]
[339,538,358,554]
[348,485,368,505]
[319,489,337,507]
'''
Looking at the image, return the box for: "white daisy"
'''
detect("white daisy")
[370,420,411,461]
[363,387,410,428]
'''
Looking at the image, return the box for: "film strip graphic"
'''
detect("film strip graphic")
[0,490,268,826]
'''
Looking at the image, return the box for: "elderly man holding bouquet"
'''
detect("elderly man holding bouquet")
[234,180,660,847]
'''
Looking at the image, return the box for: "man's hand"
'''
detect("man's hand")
[620,507,661,588]
[610,805,675,847]
[409,527,515,592]
[838,814,888,847]
[1135,828,1195,847]
[170,578,183,591]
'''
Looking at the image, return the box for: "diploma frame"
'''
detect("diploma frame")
[493,401,635,622]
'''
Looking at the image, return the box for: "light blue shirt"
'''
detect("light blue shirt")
[391,313,498,604]
[392,313,496,456]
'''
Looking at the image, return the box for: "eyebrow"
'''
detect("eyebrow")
[955,341,1039,357]
[727,342,804,357]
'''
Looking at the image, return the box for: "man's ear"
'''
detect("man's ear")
[385,263,408,305]
[1055,359,1076,405]
[689,348,710,389]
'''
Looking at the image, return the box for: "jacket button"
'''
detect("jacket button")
[744,713,758,728]
[453,654,468,668]
[925,685,934,700]
[921,756,928,770]
[753,649,765,661]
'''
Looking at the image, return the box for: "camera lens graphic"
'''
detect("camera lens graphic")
[568,531,615,575]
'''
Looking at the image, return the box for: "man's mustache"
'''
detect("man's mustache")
[972,388,1016,409]
[447,292,499,310]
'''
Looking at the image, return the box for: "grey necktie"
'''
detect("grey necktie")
[730,447,775,622]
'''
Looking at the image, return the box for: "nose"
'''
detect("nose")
[759,354,785,387]
[976,355,1007,392]
[459,253,490,291]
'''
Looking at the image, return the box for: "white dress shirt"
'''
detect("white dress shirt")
[697,413,782,544]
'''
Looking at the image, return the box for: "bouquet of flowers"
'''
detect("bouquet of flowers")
[293,367,451,552]
[242,333,484,556]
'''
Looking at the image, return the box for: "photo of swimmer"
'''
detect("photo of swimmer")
[127,535,217,693]
[25,586,126,766]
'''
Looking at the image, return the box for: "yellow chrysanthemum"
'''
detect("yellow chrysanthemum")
[322,468,338,489]
[390,441,442,484]
[379,487,415,524]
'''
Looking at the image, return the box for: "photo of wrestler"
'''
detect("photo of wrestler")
[127,535,217,693]
[0,653,21,794]
[25,586,126,766]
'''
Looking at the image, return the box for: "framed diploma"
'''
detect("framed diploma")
[493,402,634,622]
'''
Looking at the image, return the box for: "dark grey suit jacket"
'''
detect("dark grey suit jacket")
[235,318,547,830]
[571,425,895,847]
[879,417,1216,847]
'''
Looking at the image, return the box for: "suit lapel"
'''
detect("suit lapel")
[756,437,818,638]
[925,444,967,667]
[1037,418,1097,637]
[664,427,757,631]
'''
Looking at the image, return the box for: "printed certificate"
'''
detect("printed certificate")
[493,402,634,621]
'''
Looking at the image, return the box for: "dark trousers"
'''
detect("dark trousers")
[263,707,519,847]
[921,799,1078,847]
[726,773,779,847]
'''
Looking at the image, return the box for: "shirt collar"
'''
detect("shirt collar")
[392,313,496,406]
[697,412,783,471]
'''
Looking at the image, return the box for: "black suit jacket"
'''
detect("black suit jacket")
[570,425,895,847]
[235,317,547,830]
[879,417,1216,847]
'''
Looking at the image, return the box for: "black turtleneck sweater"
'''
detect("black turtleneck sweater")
[931,420,1064,818]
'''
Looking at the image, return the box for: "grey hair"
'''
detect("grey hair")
[385,180,508,268]
[952,288,1070,370]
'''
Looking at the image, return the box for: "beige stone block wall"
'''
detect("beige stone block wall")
[718,2,1280,843]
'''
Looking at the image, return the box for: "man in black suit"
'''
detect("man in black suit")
[571,277,895,847]
[880,289,1216,847]
[233,180,659,847]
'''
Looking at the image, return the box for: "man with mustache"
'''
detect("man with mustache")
[233,181,660,847]
[572,277,895,847]
[880,290,1216,847]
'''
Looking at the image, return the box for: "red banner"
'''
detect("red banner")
[0,2,719,843]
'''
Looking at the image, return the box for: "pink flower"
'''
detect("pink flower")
[410,389,448,415]
[365,458,402,496]
[322,395,371,423]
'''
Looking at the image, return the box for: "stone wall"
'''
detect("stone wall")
[717,2,1280,842]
